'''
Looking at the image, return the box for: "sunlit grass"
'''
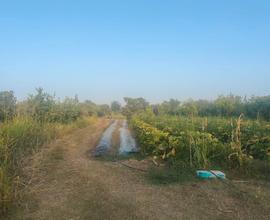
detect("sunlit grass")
[0,116,93,216]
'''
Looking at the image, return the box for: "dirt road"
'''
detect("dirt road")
[11,118,270,220]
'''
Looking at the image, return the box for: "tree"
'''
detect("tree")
[111,101,121,112]
[214,95,243,117]
[97,104,111,117]
[246,96,270,120]
[81,100,97,116]
[122,97,149,117]
[193,99,215,116]
[180,100,198,117]
[27,88,55,122]
[51,96,81,123]
[152,104,159,116]
[0,91,16,121]
[160,99,181,115]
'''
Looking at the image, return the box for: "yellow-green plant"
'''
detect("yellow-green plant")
[0,117,55,216]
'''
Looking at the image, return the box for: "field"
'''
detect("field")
[1,91,270,219]
[131,112,270,175]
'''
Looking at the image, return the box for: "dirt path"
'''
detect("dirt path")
[11,118,270,220]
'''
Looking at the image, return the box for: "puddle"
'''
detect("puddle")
[119,120,138,155]
[94,120,118,156]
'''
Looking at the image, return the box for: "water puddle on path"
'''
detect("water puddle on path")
[94,120,118,156]
[94,119,138,156]
[119,120,138,155]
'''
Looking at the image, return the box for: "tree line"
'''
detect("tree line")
[122,95,270,121]
[0,88,123,123]
[1,89,270,122]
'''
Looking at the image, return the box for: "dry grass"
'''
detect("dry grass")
[0,116,96,218]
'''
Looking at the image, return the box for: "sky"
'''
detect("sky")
[0,0,270,104]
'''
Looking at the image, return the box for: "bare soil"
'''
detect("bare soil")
[10,118,270,220]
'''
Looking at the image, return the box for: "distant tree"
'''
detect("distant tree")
[122,97,149,117]
[193,99,215,116]
[97,104,111,117]
[27,88,55,122]
[246,96,270,121]
[54,96,81,123]
[180,100,198,117]
[152,104,159,116]
[81,100,97,116]
[214,95,243,117]
[111,101,121,112]
[160,99,181,115]
[0,91,16,121]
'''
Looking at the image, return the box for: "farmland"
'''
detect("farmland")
[1,91,270,219]
[131,113,270,177]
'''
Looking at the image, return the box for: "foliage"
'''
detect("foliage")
[122,97,149,118]
[0,88,112,216]
[131,112,270,172]
[111,101,121,112]
[130,117,169,156]
[81,100,98,116]
[246,96,270,120]
[153,94,270,121]
[26,88,55,122]
[0,91,16,122]
[48,97,81,123]
[97,104,111,117]
[158,99,181,115]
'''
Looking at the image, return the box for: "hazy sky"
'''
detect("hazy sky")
[1,0,270,104]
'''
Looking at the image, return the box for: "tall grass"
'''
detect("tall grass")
[0,116,93,216]
[0,117,55,215]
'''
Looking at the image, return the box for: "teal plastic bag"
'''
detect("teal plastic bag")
[196,170,226,179]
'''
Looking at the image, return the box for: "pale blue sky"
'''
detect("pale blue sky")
[0,0,270,103]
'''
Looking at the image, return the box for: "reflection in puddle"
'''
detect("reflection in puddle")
[94,120,118,156]
[119,120,138,155]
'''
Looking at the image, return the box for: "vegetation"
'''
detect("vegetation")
[124,96,270,181]
[0,91,16,122]
[122,97,149,118]
[0,89,112,216]
[2,91,270,215]
[156,95,270,121]
[111,101,122,113]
